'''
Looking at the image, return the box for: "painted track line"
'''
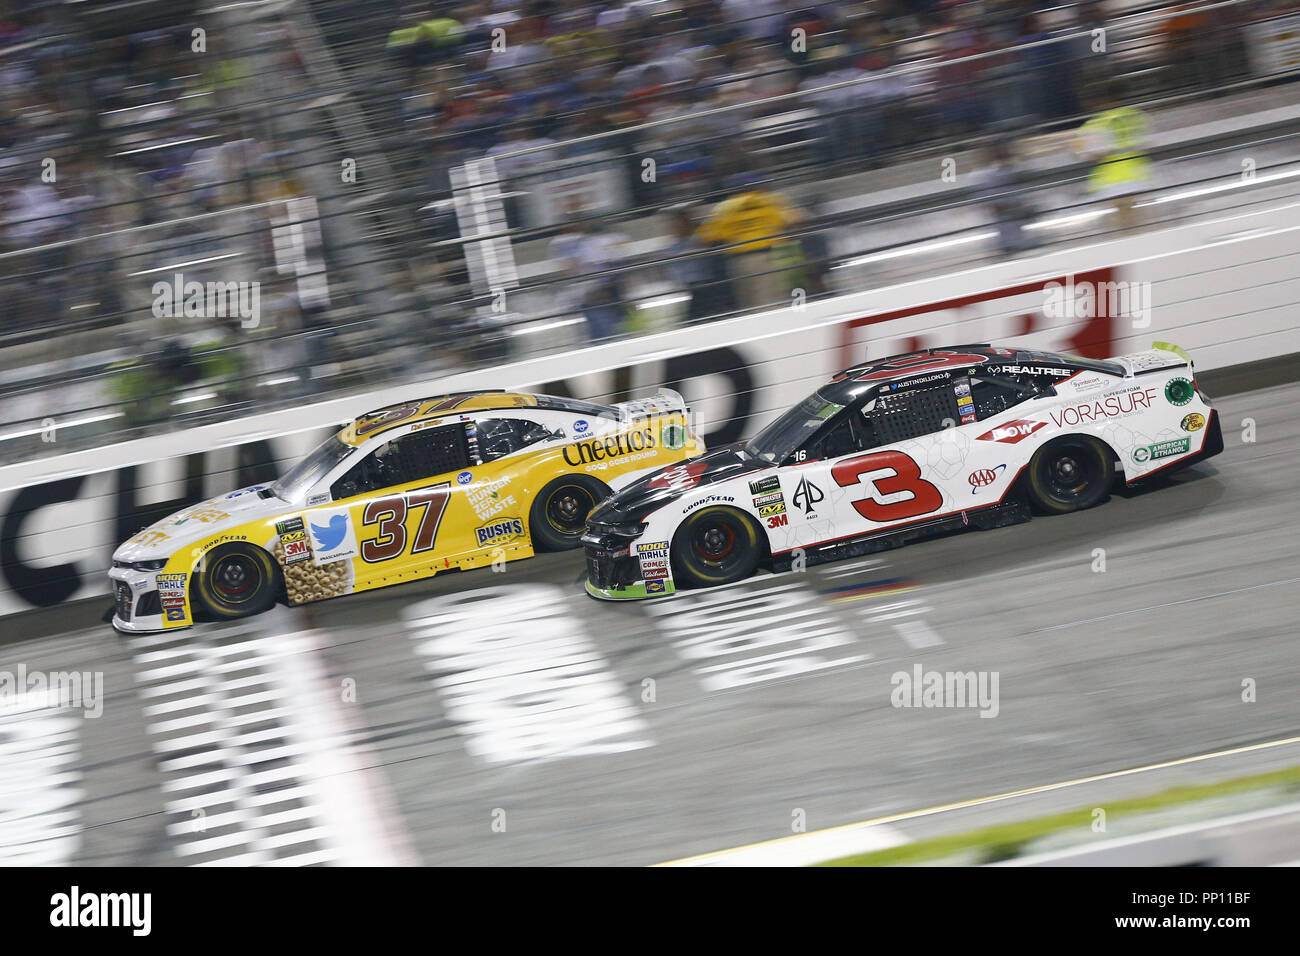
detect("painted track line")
[656,733,1300,866]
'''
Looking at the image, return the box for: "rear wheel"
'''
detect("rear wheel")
[670,507,764,589]
[192,543,281,619]
[1026,435,1114,514]
[529,476,609,551]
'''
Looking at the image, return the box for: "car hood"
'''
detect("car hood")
[112,483,286,563]
[591,442,771,522]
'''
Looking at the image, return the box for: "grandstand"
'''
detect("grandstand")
[1,0,1297,462]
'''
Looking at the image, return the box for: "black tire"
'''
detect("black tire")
[529,476,610,551]
[192,543,281,619]
[1026,435,1115,514]
[670,506,764,589]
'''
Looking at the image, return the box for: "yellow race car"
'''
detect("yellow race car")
[108,389,703,632]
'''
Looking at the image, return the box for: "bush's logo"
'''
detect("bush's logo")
[1133,437,1190,463]
[564,425,656,466]
[1181,413,1205,432]
[475,517,524,547]
[968,464,1006,494]
[976,420,1044,444]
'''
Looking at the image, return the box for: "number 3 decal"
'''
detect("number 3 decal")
[830,451,942,523]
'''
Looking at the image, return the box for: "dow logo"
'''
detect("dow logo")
[792,477,825,515]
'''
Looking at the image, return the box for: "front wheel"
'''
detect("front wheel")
[529,476,610,551]
[192,543,281,620]
[670,507,764,589]
[1026,435,1115,514]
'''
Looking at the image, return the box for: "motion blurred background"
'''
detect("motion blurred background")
[2,0,1299,460]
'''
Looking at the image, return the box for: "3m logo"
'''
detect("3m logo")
[977,420,1044,444]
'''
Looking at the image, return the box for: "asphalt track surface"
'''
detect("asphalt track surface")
[2,380,1297,866]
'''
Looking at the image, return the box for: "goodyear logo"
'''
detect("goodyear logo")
[476,517,524,547]
[563,425,657,466]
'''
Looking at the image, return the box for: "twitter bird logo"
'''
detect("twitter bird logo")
[311,514,349,551]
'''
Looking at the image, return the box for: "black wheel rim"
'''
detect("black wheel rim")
[546,485,595,536]
[1042,442,1099,503]
[691,517,739,568]
[211,554,262,605]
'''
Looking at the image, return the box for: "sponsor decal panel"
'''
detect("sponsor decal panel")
[986,364,1074,377]
[310,509,359,564]
[683,494,735,514]
[968,464,1007,494]
[564,425,657,467]
[1048,387,1157,428]
[1165,377,1195,406]
[635,540,671,582]
[748,475,781,496]
[660,422,687,450]
[645,580,667,595]
[156,573,187,616]
[475,517,524,547]
[276,516,311,565]
[977,419,1045,444]
[791,476,824,515]
[648,461,709,490]
[456,471,474,485]
[1132,437,1191,463]
[1181,413,1205,432]
[466,478,517,522]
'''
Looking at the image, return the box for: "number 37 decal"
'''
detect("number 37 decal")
[361,485,451,562]
[830,451,942,523]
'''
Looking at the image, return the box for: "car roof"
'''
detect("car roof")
[336,391,613,446]
[821,345,1121,402]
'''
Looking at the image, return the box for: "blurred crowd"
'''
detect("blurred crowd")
[0,0,1297,448]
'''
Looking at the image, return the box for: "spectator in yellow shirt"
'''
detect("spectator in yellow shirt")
[696,174,804,311]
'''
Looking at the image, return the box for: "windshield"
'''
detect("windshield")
[746,392,845,463]
[270,434,355,501]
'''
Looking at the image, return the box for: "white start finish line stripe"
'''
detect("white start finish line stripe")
[403,584,652,765]
[132,609,414,866]
[0,690,83,865]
